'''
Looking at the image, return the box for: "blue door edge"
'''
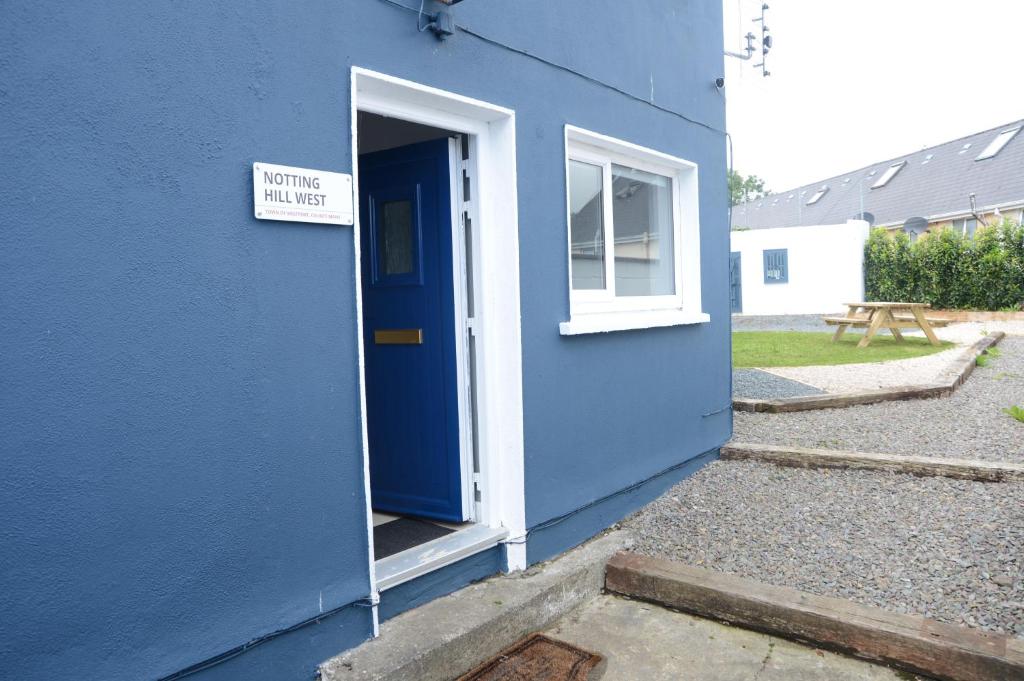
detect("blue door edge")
[358,137,467,523]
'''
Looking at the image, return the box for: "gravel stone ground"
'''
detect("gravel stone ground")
[623,460,1024,638]
[732,314,837,333]
[733,369,825,400]
[919,320,1024,344]
[765,345,966,393]
[734,335,1024,463]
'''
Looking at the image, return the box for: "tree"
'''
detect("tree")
[728,170,769,206]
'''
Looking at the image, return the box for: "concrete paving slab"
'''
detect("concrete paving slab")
[545,595,912,681]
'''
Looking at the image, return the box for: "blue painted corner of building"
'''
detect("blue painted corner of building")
[1,1,729,678]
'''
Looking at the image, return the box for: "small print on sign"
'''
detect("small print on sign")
[253,162,353,225]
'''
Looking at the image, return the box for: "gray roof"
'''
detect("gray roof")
[732,119,1024,229]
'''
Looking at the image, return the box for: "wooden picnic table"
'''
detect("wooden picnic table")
[823,302,949,348]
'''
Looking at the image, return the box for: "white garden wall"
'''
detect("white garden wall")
[730,220,869,316]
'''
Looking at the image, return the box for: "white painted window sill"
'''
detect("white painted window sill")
[559,310,711,335]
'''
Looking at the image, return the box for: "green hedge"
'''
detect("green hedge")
[864,220,1024,310]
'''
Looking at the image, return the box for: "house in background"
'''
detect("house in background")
[732,119,1024,236]
[728,120,1024,316]
[0,2,730,680]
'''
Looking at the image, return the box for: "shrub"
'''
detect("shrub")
[864,219,1024,310]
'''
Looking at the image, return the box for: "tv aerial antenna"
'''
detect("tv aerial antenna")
[724,3,773,77]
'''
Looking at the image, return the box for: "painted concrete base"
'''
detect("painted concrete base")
[188,604,372,681]
[378,545,503,622]
[546,594,908,680]
[319,531,631,681]
[526,449,718,565]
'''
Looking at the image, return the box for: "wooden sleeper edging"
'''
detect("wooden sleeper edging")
[605,552,1024,681]
[722,442,1024,483]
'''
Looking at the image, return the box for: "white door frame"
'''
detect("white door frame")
[350,67,527,627]
[447,136,476,523]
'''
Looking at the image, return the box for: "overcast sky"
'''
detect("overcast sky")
[723,0,1024,193]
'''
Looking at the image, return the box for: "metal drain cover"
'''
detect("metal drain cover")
[456,633,605,681]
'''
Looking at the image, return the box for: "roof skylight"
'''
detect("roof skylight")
[975,127,1021,161]
[806,186,828,205]
[872,161,906,189]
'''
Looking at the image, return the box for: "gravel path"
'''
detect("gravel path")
[926,321,1024,344]
[765,345,966,393]
[733,369,825,400]
[732,314,835,333]
[623,460,1024,638]
[734,336,1024,463]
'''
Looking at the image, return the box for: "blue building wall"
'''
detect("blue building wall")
[378,547,504,623]
[0,2,728,679]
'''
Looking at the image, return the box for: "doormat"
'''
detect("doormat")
[373,517,453,560]
[456,633,605,681]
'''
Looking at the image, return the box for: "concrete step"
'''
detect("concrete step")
[319,530,631,681]
[546,594,911,680]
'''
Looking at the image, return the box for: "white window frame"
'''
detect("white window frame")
[561,125,707,335]
[975,126,1021,161]
[806,186,828,205]
[871,161,905,189]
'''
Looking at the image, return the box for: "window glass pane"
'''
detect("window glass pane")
[611,164,675,296]
[806,186,828,205]
[975,127,1020,160]
[763,248,788,283]
[380,199,413,275]
[871,162,905,189]
[568,160,606,290]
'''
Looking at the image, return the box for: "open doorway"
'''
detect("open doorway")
[352,69,527,604]
[356,112,476,562]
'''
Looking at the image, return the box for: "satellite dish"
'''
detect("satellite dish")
[902,216,928,241]
[853,211,875,226]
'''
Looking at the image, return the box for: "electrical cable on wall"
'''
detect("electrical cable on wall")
[373,0,727,137]
[156,598,375,681]
[417,0,430,31]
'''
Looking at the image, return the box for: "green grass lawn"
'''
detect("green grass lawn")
[733,331,954,368]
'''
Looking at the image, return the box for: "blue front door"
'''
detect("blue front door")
[359,138,464,522]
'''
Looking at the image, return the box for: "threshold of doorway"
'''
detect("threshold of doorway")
[376,523,508,591]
